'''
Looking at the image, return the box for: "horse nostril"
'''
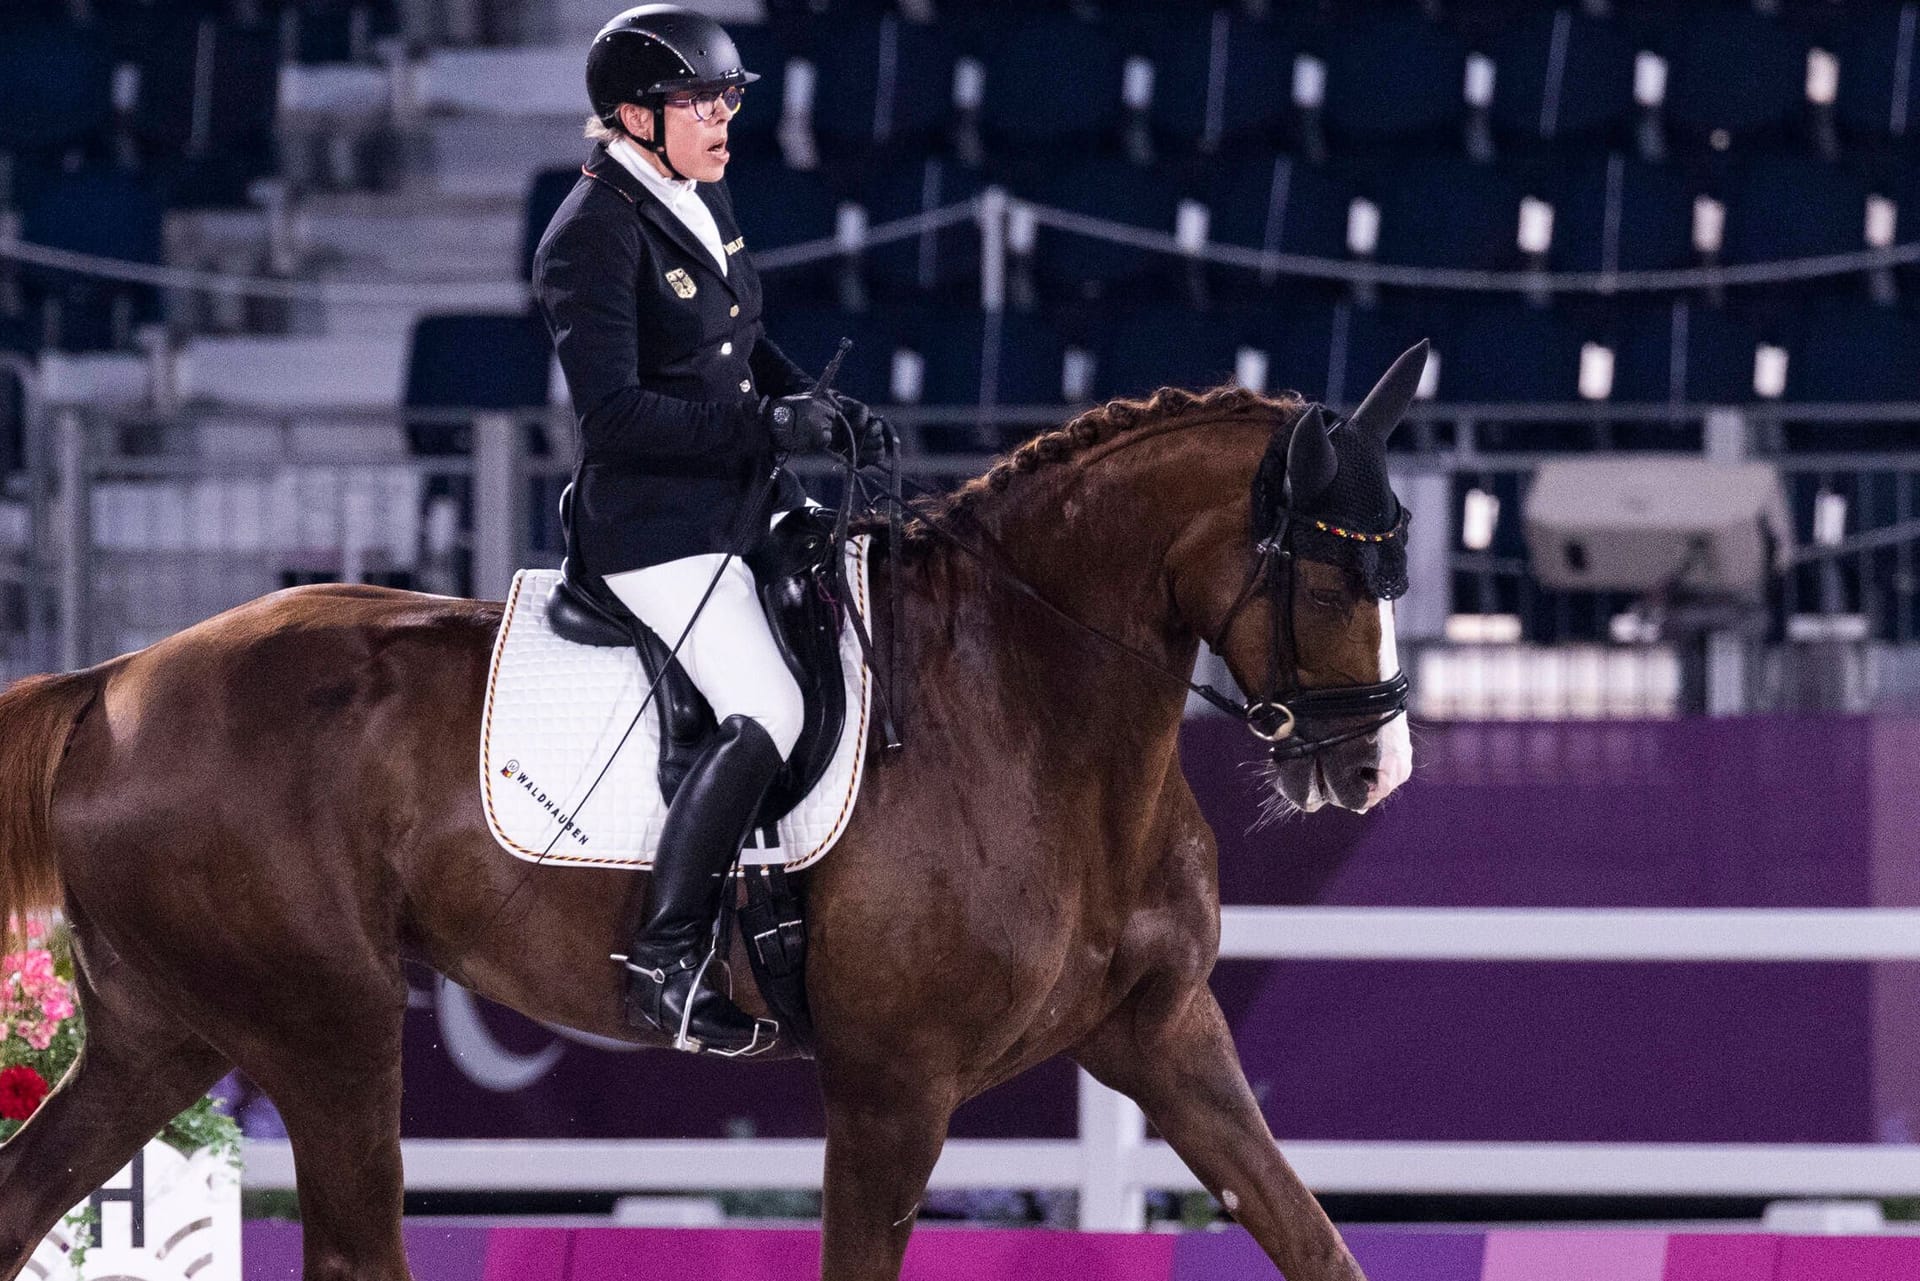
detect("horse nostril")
[1355,766,1380,786]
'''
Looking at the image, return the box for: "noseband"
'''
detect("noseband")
[1194,505,1412,762]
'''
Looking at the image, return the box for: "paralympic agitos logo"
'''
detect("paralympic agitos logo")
[499,759,591,846]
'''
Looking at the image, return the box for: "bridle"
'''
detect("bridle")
[1200,504,1412,762]
[854,453,1412,764]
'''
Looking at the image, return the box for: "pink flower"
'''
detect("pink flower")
[40,992,73,1023]
[20,1020,52,1051]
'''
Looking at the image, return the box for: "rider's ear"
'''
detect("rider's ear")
[620,102,653,141]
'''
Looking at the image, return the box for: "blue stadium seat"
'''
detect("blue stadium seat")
[726,157,843,302]
[0,365,23,474]
[981,310,1068,407]
[1783,299,1920,402]
[1322,14,1468,143]
[1429,301,1585,402]
[1605,300,1761,404]
[728,24,790,146]
[22,167,163,266]
[522,167,580,282]
[1544,153,1697,273]
[1022,157,1185,302]
[1835,4,1920,142]
[1091,304,1252,400]
[404,312,552,454]
[726,158,840,251]
[1722,154,1869,264]
[1144,13,1295,153]
[761,303,900,403]
[1375,158,1527,271]
[20,168,164,351]
[1250,299,1345,404]
[812,15,959,153]
[285,1,402,65]
[129,18,281,159]
[858,153,986,301]
[980,16,1127,152]
[0,25,114,152]
[1203,153,1352,264]
[1488,9,1635,142]
[1660,8,1807,145]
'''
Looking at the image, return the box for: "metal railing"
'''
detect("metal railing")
[17,398,1920,697]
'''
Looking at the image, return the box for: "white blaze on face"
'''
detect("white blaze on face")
[1367,599,1413,809]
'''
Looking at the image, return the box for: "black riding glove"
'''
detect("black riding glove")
[761,393,843,455]
[822,391,892,461]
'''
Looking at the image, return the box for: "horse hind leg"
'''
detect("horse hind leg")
[0,931,230,1281]
[221,967,411,1281]
[1073,979,1369,1281]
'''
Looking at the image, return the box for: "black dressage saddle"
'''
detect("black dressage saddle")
[544,486,850,828]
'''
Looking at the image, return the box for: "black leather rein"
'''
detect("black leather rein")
[856,469,1410,762]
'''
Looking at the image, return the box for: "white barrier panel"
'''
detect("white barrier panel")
[238,1136,1920,1199]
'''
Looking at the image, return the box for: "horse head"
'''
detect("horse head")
[1175,342,1426,815]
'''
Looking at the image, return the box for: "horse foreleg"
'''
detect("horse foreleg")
[0,933,230,1280]
[818,1081,954,1281]
[1074,980,1368,1281]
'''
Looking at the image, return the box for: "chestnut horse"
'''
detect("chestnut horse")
[0,354,1422,1281]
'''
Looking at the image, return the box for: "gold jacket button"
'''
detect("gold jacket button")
[728,304,740,317]
[739,378,752,392]
[721,341,733,355]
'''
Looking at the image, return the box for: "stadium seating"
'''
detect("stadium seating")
[403,312,552,454]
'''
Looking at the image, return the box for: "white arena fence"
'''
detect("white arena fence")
[234,906,1920,1230]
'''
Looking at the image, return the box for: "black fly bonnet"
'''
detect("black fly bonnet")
[1198,341,1426,759]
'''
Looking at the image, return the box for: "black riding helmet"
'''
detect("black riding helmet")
[587,4,759,178]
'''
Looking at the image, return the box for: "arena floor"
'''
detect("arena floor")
[242,1220,1920,1280]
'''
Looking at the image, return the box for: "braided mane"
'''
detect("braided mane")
[876,384,1306,556]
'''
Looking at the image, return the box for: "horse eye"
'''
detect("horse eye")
[1307,588,1345,609]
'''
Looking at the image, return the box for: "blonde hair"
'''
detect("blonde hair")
[583,113,625,143]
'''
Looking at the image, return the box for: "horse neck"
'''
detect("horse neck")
[917,419,1261,768]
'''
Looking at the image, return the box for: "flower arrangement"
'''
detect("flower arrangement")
[0,918,240,1159]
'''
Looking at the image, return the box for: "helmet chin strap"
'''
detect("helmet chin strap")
[640,100,689,180]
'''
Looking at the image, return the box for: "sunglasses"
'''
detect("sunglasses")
[664,85,745,122]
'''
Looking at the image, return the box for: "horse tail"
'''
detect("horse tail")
[0,670,100,951]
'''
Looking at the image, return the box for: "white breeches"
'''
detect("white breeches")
[603,553,806,760]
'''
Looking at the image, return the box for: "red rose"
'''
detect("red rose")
[0,1064,49,1120]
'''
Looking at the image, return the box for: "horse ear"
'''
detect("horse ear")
[1284,403,1337,508]
[1349,339,1430,443]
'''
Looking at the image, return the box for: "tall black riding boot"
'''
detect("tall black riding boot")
[615,714,783,1056]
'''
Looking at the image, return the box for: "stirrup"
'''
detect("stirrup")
[610,948,779,1058]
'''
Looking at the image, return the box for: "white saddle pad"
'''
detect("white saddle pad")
[479,538,872,870]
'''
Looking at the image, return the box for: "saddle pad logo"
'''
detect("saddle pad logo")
[665,268,697,299]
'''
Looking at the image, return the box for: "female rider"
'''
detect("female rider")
[534,4,881,1056]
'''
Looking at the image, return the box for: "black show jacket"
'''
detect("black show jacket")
[533,144,811,575]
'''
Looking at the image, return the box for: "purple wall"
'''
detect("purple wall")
[387,717,1920,1145]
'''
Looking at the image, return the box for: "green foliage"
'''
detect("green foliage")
[61,1203,99,1276]
[1,917,242,1158]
